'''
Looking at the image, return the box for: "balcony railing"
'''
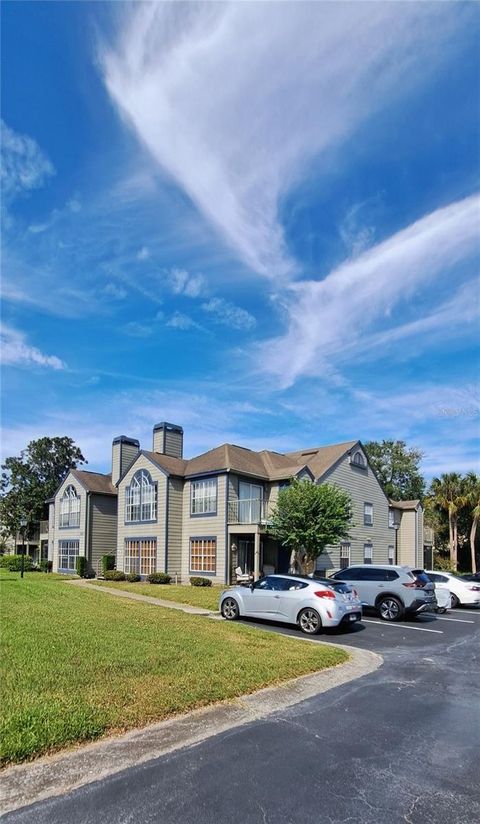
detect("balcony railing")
[227,498,269,524]
[39,520,49,536]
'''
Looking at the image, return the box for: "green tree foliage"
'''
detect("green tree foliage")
[269,479,352,573]
[428,473,466,569]
[0,437,86,540]
[363,440,425,501]
[464,472,480,574]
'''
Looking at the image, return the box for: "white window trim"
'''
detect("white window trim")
[364,503,373,526]
[364,543,373,564]
[58,539,79,571]
[125,470,157,523]
[191,479,217,515]
[59,486,80,528]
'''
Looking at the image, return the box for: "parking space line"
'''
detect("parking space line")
[362,619,443,634]
[455,609,480,616]
[435,616,475,624]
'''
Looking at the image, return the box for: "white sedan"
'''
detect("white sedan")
[424,570,480,608]
[219,573,362,634]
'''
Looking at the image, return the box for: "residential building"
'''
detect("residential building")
[389,499,424,569]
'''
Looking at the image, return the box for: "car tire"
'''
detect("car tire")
[298,608,322,635]
[377,596,404,622]
[450,593,460,609]
[436,607,447,614]
[221,597,240,620]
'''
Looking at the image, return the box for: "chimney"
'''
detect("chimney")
[153,422,183,458]
[111,436,140,485]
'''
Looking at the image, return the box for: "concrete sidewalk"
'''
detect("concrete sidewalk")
[65,579,215,615]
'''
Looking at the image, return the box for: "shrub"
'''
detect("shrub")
[147,572,171,585]
[39,560,53,573]
[101,555,116,576]
[76,556,87,578]
[104,570,126,581]
[125,573,141,583]
[0,554,33,572]
[189,576,212,587]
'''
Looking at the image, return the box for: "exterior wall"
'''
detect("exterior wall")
[52,474,88,572]
[116,454,167,573]
[89,494,118,575]
[112,441,140,486]
[164,430,183,459]
[181,473,228,584]
[318,450,395,572]
[396,508,423,568]
[166,477,184,580]
[48,503,55,562]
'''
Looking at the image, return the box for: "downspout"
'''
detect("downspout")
[85,492,91,574]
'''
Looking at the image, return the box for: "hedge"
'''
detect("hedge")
[0,555,33,572]
[76,556,87,578]
[101,555,116,576]
[104,570,126,581]
[147,572,171,585]
[189,576,212,587]
[125,573,141,583]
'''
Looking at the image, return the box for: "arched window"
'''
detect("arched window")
[60,485,80,527]
[125,470,157,522]
[352,450,366,468]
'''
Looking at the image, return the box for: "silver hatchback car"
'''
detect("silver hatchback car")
[219,574,362,635]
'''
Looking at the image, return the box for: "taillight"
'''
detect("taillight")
[468,586,480,591]
[402,582,417,588]
[314,590,336,599]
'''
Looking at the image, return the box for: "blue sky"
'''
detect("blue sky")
[1,1,479,478]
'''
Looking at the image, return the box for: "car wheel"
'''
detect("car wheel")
[450,593,460,609]
[298,608,322,635]
[436,607,447,614]
[221,597,240,620]
[378,596,404,622]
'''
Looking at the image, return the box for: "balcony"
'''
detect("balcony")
[39,520,49,537]
[227,498,269,525]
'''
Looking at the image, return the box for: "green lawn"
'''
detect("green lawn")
[90,580,225,611]
[0,573,348,766]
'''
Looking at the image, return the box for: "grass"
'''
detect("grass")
[90,580,225,611]
[0,572,348,766]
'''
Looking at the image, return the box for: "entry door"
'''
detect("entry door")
[239,482,263,523]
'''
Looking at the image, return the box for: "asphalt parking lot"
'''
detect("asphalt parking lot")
[234,604,480,654]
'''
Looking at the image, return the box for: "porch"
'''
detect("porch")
[228,527,290,585]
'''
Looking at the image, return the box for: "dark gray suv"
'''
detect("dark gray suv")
[329,565,437,621]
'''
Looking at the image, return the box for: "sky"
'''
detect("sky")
[1,0,479,480]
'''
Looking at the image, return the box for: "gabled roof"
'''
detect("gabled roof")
[285,440,359,481]
[70,469,116,496]
[389,499,422,510]
[141,451,188,477]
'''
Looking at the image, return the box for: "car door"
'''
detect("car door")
[274,578,310,622]
[242,576,279,617]
[334,567,373,606]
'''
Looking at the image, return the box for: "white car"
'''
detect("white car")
[424,570,480,608]
[219,573,362,634]
[413,569,451,613]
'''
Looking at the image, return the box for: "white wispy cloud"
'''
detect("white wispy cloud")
[201,297,256,331]
[103,282,127,300]
[1,120,55,199]
[167,267,206,298]
[258,194,479,386]
[100,2,471,278]
[166,312,200,331]
[0,324,65,370]
[122,321,153,338]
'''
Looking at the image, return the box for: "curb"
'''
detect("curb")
[0,646,382,815]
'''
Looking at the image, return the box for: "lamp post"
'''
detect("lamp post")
[19,516,27,579]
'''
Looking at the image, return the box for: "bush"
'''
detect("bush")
[76,556,87,578]
[104,570,126,581]
[189,576,212,587]
[101,555,116,576]
[0,554,33,572]
[125,573,141,582]
[147,572,171,585]
[39,560,53,573]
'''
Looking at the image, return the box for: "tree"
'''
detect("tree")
[428,473,467,570]
[464,472,480,575]
[363,440,425,501]
[0,437,86,540]
[268,479,352,573]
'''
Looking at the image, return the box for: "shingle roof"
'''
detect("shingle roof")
[389,499,421,510]
[71,469,116,495]
[138,439,358,483]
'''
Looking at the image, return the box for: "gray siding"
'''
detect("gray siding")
[182,474,227,584]
[89,494,118,575]
[318,450,395,572]
[52,474,88,572]
[164,430,183,458]
[112,441,140,485]
[116,454,167,573]
[166,477,183,579]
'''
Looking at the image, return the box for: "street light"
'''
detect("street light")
[19,516,27,579]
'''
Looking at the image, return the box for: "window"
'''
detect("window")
[331,568,359,580]
[364,503,373,526]
[340,542,351,569]
[388,545,395,565]
[191,479,217,515]
[190,538,216,573]
[124,539,157,575]
[58,539,79,571]
[59,486,80,528]
[352,450,366,468]
[388,510,396,528]
[364,543,373,564]
[125,470,157,522]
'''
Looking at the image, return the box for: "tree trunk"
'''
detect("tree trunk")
[453,519,458,570]
[448,514,455,567]
[470,518,478,575]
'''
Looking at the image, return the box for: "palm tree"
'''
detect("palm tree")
[429,473,466,569]
[464,472,480,574]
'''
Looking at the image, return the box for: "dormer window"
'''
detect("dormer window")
[125,470,157,523]
[59,485,80,528]
[351,450,366,468]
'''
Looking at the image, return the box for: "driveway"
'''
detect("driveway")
[4,610,480,824]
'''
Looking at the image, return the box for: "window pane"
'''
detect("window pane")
[190,538,216,572]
